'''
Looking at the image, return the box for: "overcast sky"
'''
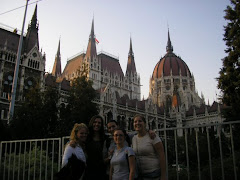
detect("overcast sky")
[0,0,230,104]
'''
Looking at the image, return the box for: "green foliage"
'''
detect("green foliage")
[165,129,237,179]
[218,0,240,120]
[0,120,9,141]
[201,151,240,180]
[10,84,60,139]
[168,166,188,180]
[0,145,58,180]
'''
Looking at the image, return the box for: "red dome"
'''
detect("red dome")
[152,52,191,79]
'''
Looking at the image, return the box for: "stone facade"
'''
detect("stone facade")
[0,5,45,122]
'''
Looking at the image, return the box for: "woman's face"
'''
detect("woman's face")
[93,118,102,132]
[113,130,125,145]
[133,116,145,132]
[77,128,88,142]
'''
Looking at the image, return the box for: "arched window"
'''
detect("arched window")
[2,74,13,99]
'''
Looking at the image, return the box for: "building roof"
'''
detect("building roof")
[45,74,58,88]
[62,53,85,78]
[186,101,223,117]
[45,73,70,91]
[99,53,124,77]
[152,52,191,78]
[152,30,191,79]
[0,28,20,52]
[59,78,70,91]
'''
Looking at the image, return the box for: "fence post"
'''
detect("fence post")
[195,128,201,180]
[206,127,213,180]
[174,130,179,180]
[218,125,225,180]
[184,129,190,180]
[230,124,237,180]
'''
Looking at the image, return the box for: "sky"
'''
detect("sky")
[0,0,230,104]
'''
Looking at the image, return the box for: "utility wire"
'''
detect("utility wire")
[0,0,43,16]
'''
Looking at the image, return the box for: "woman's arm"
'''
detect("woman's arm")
[153,142,167,180]
[62,145,72,167]
[109,165,113,180]
[128,155,136,180]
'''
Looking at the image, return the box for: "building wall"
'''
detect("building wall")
[0,43,45,121]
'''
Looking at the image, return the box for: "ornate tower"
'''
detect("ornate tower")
[150,29,202,110]
[125,37,140,100]
[84,18,101,89]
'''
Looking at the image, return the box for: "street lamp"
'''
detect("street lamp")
[8,0,29,123]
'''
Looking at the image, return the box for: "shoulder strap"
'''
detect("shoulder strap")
[125,148,129,171]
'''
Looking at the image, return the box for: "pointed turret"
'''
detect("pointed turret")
[85,18,97,59]
[126,37,136,75]
[52,39,62,77]
[166,29,173,53]
[25,4,39,53]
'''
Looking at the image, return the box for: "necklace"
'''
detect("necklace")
[115,147,123,156]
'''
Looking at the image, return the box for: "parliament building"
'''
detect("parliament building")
[0,5,224,135]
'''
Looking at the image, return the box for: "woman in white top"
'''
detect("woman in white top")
[132,114,166,180]
[62,123,88,179]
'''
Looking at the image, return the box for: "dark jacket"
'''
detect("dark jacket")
[55,154,86,180]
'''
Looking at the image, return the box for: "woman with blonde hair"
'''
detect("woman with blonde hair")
[60,123,88,180]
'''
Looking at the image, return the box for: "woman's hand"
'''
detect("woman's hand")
[69,140,77,148]
[148,130,156,139]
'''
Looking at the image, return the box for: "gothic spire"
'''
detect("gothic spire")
[126,37,136,75]
[166,28,173,53]
[129,37,134,56]
[25,4,39,53]
[31,4,38,28]
[52,39,62,77]
[85,18,97,59]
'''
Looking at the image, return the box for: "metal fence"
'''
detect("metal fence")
[0,138,61,180]
[0,121,239,180]
[157,120,240,180]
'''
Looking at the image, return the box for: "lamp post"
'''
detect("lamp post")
[8,0,29,123]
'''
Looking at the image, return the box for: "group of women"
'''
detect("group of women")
[61,114,167,180]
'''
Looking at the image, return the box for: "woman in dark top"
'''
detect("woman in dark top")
[85,115,107,180]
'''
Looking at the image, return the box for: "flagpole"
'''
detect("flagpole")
[8,0,29,123]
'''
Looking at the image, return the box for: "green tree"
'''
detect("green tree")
[10,85,45,139]
[10,85,60,139]
[59,73,99,135]
[42,86,60,137]
[0,120,9,140]
[218,0,240,120]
